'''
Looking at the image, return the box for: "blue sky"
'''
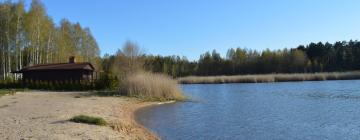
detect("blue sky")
[22,0,360,60]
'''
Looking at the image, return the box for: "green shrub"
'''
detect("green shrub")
[0,74,118,91]
[0,79,22,89]
[94,74,118,90]
[0,89,17,97]
[70,115,107,126]
[0,90,10,97]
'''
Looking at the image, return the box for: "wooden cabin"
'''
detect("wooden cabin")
[13,57,95,82]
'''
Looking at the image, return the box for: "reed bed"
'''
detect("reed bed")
[120,72,186,101]
[178,71,360,84]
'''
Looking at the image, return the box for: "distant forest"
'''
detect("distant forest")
[2,1,360,80]
[103,40,360,78]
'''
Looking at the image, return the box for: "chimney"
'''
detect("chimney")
[69,56,76,63]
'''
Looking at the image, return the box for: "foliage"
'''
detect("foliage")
[94,74,118,90]
[0,79,20,89]
[140,40,360,77]
[0,89,16,97]
[70,115,107,126]
[0,78,117,91]
[143,55,197,78]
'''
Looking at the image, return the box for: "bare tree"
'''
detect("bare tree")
[111,41,144,78]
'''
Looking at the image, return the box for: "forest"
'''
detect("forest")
[2,0,360,81]
[139,40,360,77]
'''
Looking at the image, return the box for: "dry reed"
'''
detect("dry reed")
[120,72,186,101]
[178,71,360,84]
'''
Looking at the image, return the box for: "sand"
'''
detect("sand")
[0,91,159,140]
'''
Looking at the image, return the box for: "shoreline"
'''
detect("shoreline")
[133,100,178,139]
[127,101,163,140]
[0,91,160,139]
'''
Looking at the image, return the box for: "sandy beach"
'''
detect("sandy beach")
[0,91,159,140]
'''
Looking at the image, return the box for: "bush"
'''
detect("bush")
[0,89,14,97]
[70,115,107,126]
[0,75,118,91]
[0,79,22,89]
[94,74,118,90]
[0,76,118,91]
[119,72,186,101]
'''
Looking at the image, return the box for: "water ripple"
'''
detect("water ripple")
[138,80,360,140]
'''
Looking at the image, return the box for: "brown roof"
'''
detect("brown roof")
[13,62,95,73]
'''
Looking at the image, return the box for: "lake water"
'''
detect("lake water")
[136,80,360,140]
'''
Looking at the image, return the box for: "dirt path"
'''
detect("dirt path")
[0,91,159,140]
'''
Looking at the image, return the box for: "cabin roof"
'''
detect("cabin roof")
[13,62,95,73]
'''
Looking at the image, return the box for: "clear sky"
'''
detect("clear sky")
[21,0,360,60]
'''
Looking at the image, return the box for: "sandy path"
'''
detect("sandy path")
[0,92,159,140]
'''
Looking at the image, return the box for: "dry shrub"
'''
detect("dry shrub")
[120,72,185,101]
[111,41,185,101]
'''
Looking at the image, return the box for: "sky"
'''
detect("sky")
[19,0,360,60]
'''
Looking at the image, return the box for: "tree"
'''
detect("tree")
[0,0,100,80]
[111,41,144,78]
[289,50,308,72]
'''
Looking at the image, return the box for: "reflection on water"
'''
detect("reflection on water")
[136,80,360,140]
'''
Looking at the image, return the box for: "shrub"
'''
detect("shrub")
[119,72,186,101]
[0,90,10,97]
[0,79,22,89]
[70,115,107,126]
[0,89,17,97]
[94,74,118,90]
[0,74,118,91]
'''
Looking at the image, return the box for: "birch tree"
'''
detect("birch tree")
[0,0,101,80]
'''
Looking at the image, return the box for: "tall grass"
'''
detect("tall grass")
[178,71,360,84]
[120,72,186,101]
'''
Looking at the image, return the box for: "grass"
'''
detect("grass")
[70,115,107,126]
[120,72,186,101]
[0,89,17,97]
[178,71,360,84]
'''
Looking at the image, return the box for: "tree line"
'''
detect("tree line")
[0,0,100,80]
[138,40,360,77]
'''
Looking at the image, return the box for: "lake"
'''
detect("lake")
[136,80,360,140]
